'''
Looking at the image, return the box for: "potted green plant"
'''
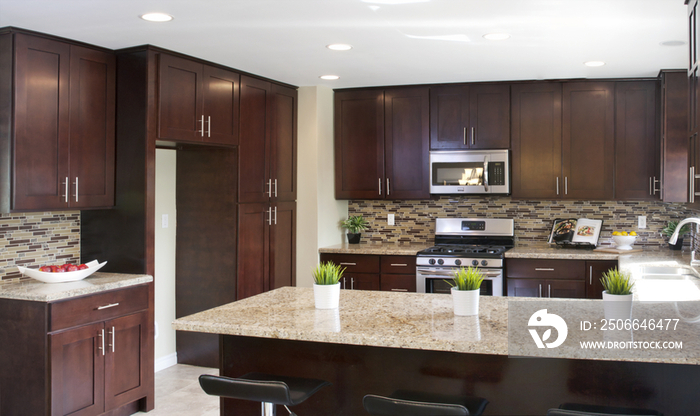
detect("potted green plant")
[446,266,484,316]
[341,215,369,244]
[662,220,690,250]
[312,262,345,309]
[600,267,634,320]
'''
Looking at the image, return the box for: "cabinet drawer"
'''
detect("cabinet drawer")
[380,274,416,293]
[380,256,416,274]
[50,284,149,332]
[320,254,380,274]
[506,259,585,280]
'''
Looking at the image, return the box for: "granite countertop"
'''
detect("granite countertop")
[0,272,153,302]
[319,242,431,256]
[173,286,700,365]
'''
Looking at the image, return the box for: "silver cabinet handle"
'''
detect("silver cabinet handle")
[556,177,559,195]
[274,179,277,198]
[97,302,120,310]
[63,177,68,203]
[387,178,390,196]
[99,328,105,356]
[267,207,272,225]
[463,127,467,145]
[73,177,79,202]
[589,266,593,285]
[198,115,204,137]
[390,264,408,267]
[691,167,695,203]
[535,268,554,271]
[273,206,277,225]
[267,179,272,197]
[109,326,115,353]
[207,115,211,138]
[565,177,568,195]
[351,277,354,290]
[391,288,408,292]
[649,176,652,196]
[339,262,356,266]
[548,284,552,298]
[378,178,382,195]
[539,284,542,298]
[342,277,346,289]
[471,127,475,146]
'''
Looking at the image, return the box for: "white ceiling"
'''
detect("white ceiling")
[0,0,689,88]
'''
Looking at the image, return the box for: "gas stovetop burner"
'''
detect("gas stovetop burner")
[417,244,508,258]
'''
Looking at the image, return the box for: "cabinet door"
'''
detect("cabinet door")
[69,45,116,208]
[380,274,416,293]
[511,83,562,199]
[615,81,659,201]
[343,273,380,291]
[562,82,615,200]
[237,202,270,299]
[202,65,239,145]
[239,76,272,203]
[334,89,384,199]
[13,34,70,210]
[660,70,689,202]
[689,0,700,205]
[546,279,586,299]
[50,322,105,416]
[271,84,297,202]
[507,278,544,297]
[158,54,204,142]
[384,87,430,199]
[270,201,296,289]
[430,85,470,150]
[469,84,510,149]
[104,311,148,410]
[585,260,618,299]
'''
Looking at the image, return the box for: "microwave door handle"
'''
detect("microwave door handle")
[483,155,489,192]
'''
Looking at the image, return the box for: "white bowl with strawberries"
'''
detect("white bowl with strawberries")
[17,260,107,283]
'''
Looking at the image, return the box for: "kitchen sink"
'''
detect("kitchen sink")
[639,266,699,280]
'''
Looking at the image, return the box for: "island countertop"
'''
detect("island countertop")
[173,286,700,365]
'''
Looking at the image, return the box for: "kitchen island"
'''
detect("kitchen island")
[173,286,700,415]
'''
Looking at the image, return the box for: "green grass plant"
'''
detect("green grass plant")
[600,267,634,295]
[341,215,369,233]
[446,266,484,291]
[312,262,345,285]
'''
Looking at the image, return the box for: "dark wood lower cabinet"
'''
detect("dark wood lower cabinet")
[586,260,618,299]
[380,274,417,292]
[342,273,380,290]
[506,258,615,299]
[320,253,416,292]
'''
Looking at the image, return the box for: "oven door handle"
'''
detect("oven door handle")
[417,268,501,278]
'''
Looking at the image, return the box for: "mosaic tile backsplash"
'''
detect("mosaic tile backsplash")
[0,212,80,283]
[348,197,700,248]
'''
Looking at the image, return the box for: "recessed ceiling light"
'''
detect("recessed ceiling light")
[661,40,686,47]
[320,75,340,80]
[327,44,353,51]
[140,13,174,22]
[483,33,510,41]
[584,61,606,67]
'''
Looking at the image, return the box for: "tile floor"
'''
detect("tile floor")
[134,364,219,416]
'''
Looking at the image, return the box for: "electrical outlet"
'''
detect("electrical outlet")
[162,214,169,228]
[387,214,395,226]
[638,215,646,229]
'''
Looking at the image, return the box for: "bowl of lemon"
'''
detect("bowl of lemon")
[612,231,637,250]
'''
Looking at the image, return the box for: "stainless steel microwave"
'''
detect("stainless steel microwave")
[429,149,510,195]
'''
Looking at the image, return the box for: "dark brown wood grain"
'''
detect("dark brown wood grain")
[270,201,296,289]
[176,147,238,367]
[320,253,381,274]
[158,53,204,142]
[660,70,689,202]
[237,202,270,299]
[430,84,470,150]
[203,65,240,146]
[688,1,699,207]
[469,84,510,149]
[380,274,417,292]
[271,84,297,202]
[585,260,618,299]
[105,311,150,410]
[0,33,11,212]
[505,259,585,280]
[239,75,272,203]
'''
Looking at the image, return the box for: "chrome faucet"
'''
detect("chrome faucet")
[668,218,700,266]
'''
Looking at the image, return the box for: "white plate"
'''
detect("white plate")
[17,260,107,283]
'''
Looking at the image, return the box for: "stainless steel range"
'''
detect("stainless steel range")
[416,218,515,296]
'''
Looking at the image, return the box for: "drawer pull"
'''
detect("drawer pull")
[390,264,408,267]
[339,262,357,266]
[99,328,105,356]
[97,302,120,310]
[391,288,408,292]
[534,268,555,271]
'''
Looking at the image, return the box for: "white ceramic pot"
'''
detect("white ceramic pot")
[602,290,633,321]
[313,283,341,309]
[452,287,480,316]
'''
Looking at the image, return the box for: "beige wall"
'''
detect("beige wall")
[296,86,347,287]
[154,149,177,369]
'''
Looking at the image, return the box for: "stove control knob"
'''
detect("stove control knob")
[454,259,462,266]
[472,260,479,266]
[481,260,488,267]
[437,259,444,265]
[428,259,436,265]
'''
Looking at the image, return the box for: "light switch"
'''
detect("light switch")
[162,214,169,228]
[387,214,395,226]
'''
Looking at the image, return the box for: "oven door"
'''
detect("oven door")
[416,266,503,296]
[429,150,509,195]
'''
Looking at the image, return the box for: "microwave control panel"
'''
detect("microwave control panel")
[488,162,506,185]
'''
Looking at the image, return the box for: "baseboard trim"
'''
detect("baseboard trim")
[155,352,178,372]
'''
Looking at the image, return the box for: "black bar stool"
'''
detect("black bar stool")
[547,403,663,416]
[199,372,330,416]
[363,390,489,416]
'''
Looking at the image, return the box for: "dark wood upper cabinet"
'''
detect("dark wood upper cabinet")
[158,53,239,146]
[430,84,509,150]
[239,75,272,203]
[562,82,615,200]
[334,89,385,199]
[511,83,562,199]
[271,84,298,202]
[1,32,115,212]
[659,70,689,202]
[688,0,700,206]
[384,87,430,199]
[614,81,659,201]
[335,86,429,200]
